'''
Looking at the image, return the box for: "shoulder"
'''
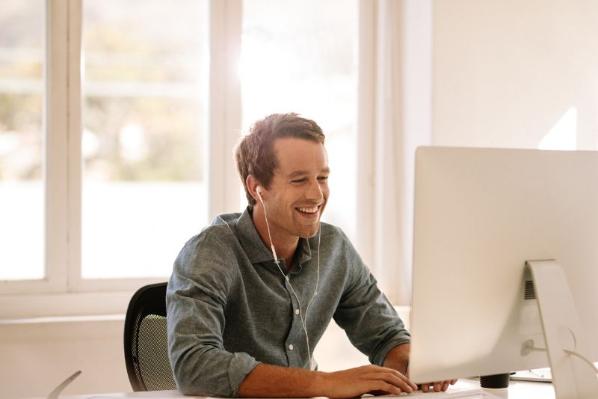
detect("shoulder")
[179,224,237,258]
[319,221,345,239]
[174,213,244,277]
[317,222,369,280]
[315,222,365,278]
[318,221,357,253]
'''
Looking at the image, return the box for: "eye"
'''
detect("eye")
[318,176,329,182]
[291,178,307,184]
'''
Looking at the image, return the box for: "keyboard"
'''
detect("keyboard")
[511,368,552,383]
[384,381,488,398]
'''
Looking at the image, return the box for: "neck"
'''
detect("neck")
[252,205,299,269]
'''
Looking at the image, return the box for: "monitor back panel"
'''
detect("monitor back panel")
[410,147,598,383]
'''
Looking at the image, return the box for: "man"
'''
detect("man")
[167,113,454,397]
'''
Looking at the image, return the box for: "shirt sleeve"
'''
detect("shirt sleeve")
[166,232,260,397]
[332,233,411,366]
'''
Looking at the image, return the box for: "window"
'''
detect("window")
[81,0,209,280]
[1,1,359,317]
[0,0,45,281]
[241,0,357,240]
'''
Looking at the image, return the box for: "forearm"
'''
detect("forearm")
[383,343,410,375]
[238,363,326,398]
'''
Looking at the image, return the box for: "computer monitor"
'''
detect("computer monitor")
[409,147,598,396]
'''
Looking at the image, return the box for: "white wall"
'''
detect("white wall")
[0,317,130,399]
[433,0,598,149]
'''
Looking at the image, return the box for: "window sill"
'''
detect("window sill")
[0,291,134,320]
[0,313,124,326]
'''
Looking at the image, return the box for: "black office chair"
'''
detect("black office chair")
[124,282,177,391]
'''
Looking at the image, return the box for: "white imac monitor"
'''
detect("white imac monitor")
[409,147,598,397]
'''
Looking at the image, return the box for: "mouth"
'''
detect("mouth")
[295,204,322,220]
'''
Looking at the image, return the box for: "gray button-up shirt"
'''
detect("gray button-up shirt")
[166,208,410,397]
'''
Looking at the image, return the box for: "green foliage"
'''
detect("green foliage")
[0,94,41,131]
[84,97,204,181]
[1,14,206,183]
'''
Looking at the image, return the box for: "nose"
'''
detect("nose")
[305,179,324,202]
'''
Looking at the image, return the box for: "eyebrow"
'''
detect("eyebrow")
[287,167,330,178]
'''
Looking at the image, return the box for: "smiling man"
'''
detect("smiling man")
[166,113,453,397]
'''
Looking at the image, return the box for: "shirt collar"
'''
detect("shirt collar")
[234,207,313,269]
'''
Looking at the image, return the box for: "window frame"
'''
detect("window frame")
[0,0,242,307]
[0,0,379,317]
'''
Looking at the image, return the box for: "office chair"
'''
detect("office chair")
[124,282,177,391]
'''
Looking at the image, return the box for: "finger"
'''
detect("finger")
[441,380,450,391]
[451,379,458,385]
[395,371,418,392]
[368,368,417,392]
[379,365,418,390]
[422,383,430,393]
[380,372,415,393]
[405,376,419,391]
[370,382,402,396]
[434,381,442,392]
[391,370,418,391]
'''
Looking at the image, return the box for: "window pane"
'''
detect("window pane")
[0,1,45,281]
[241,0,358,241]
[82,0,208,279]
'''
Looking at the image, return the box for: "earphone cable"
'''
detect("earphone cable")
[260,194,320,369]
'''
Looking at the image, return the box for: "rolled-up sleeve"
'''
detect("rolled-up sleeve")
[166,234,260,397]
[333,238,411,366]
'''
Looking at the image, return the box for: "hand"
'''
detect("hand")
[419,379,458,392]
[320,364,418,398]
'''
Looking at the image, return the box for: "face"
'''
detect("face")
[260,137,330,240]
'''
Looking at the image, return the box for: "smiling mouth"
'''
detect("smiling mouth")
[295,205,322,217]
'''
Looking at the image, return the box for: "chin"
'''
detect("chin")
[299,225,320,238]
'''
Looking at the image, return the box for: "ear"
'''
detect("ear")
[246,175,262,203]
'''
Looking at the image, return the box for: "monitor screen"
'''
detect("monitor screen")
[409,147,598,384]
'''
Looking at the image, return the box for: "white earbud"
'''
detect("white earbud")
[256,186,264,203]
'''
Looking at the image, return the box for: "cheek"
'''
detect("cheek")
[274,194,296,214]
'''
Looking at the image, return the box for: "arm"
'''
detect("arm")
[332,242,411,366]
[332,233,455,393]
[383,343,410,374]
[167,234,259,397]
[238,363,417,398]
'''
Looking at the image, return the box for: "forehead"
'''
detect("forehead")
[272,137,328,174]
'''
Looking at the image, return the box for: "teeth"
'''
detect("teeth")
[298,207,318,214]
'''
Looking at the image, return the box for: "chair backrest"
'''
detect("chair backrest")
[124,282,176,391]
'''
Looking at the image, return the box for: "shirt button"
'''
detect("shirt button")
[288,344,294,351]
[295,309,300,315]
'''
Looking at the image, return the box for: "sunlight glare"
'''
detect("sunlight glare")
[538,107,577,150]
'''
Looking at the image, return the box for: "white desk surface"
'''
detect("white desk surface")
[46,379,556,399]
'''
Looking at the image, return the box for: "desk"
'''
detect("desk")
[43,380,556,399]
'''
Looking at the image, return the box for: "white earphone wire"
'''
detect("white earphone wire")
[258,188,320,369]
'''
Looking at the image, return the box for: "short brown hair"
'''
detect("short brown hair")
[235,113,325,205]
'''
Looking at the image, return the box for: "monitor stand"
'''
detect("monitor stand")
[526,260,598,399]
